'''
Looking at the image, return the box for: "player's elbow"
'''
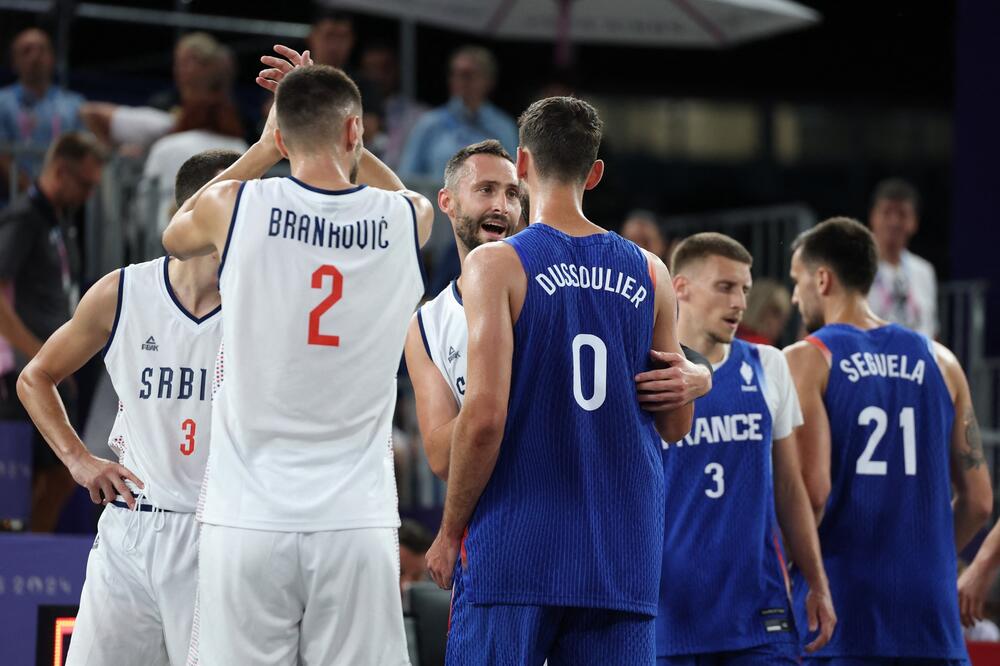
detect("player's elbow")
[161,226,188,260]
[804,476,831,518]
[962,487,994,529]
[16,361,44,405]
[461,408,506,451]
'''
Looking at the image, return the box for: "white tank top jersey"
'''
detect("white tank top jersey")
[200,177,425,532]
[417,280,468,407]
[103,256,222,513]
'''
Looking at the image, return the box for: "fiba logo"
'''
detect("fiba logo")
[740,362,758,392]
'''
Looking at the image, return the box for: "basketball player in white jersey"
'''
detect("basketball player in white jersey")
[161,46,433,665]
[407,141,712,480]
[16,149,241,665]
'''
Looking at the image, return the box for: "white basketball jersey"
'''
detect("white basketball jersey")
[417,280,468,407]
[103,256,221,512]
[200,177,425,532]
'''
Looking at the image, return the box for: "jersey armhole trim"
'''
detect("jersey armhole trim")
[402,194,427,295]
[647,257,657,290]
[804,334,833,367]
[218,180,247,280]
[101,267,125,359]
[416,308,432,359]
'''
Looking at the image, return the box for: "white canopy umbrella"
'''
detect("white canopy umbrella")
[321,0,820,49]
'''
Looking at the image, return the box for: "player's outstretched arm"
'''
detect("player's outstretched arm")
[426,244,520,589]
[404,315,460,480]
[959,519,1000,626]
[784,341,832,524]
[16,271,144,509]
[937,342,993,551]
[646,254,694,441]
[773,431,837,651]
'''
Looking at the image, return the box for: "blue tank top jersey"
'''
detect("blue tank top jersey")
[459,223,663,615]
[657,339,795,655]
[791,323,965,659]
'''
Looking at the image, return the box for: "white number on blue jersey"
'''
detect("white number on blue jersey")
[572,334,607,411]
[856,406,917,476]
[704,462,725,498]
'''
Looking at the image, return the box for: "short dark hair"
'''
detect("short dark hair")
[174,149,241,207]
[43,131,108,169]
[443,139,513,189]
[518,96,603,185]
[670,232,752,275]
[275,65,362,150]
[872,177,920,214]
[398,519,433,554]
[792,217,879,294]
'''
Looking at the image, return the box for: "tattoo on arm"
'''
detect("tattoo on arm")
[961,406,987,470]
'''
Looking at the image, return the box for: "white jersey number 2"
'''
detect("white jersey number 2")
[572,334,607,411]
[856,406,917,476]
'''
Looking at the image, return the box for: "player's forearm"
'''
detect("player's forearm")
[423,418,457,481]
[971,521,1000,572]
[775,474,829,591]
[357,149,405,192]
[954,493,993,552]
[440,412,504,539]
[16,363,88,468]
[0,296,43,360]
[653,402,694,443]
[173,140,280,219]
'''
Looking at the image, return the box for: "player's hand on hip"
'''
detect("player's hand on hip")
[635,350,712,411]
[804,587,837,652]
[256,44,314,92]
[958,560,994,627]
[66,452,144,510]
[426,530,462,590]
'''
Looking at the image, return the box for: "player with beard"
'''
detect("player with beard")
[784,217,991,665]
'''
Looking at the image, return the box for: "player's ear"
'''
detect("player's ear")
[584,159,604,191]
[346,115,362,152]
[816,266,832,296]
[437,187,452,216]
[673,273,690,300]
[274,128,290,160]
[515,147,530,181]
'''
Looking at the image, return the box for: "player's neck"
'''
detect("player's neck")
[823,295,886,331]
[528,184,603,236]
[288,154,355,192]
[168,256,220,318]
[679,319,727,365]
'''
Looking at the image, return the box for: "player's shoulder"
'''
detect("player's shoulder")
[466,240,521,273]
[783,338,830,377]
[750,342,786,367]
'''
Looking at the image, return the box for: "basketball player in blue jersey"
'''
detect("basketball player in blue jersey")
[784,217,992,665]
[656,232,835,665]
[425,96,694,665]
[406,141,712,481]
[16,149,239,666]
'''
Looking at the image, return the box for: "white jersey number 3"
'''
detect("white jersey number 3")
[856,406,917,476]
[572,334,607,411]
[705,463,725,498]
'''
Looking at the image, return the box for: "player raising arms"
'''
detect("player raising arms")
[785,217,992,665]
[162,47,433,665]
[425,96,694,665]
[656,232,835,665]
[17,149,240,666]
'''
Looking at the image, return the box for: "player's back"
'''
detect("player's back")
[794,323,964,659]
[460,222,663,615]
[103,256,220,512]
[201,176,424,532]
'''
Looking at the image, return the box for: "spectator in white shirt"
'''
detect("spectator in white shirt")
[867,178,938,338]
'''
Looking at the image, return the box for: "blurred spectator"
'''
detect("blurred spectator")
[0,28,85,195]
[621,209,667,260]
[307,11,356,71]
[399,518,434,593]
[139,74,247,236]
[398,45,517,183]
[360,43,428,169]
[149,32,228,113]
[737,278,792,345]
[0,132,106,531]
[866,178,938,337]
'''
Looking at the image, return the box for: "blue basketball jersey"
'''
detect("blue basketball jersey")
[792,324,965,659]
[657,339,795,656]
[458,223,663,615]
